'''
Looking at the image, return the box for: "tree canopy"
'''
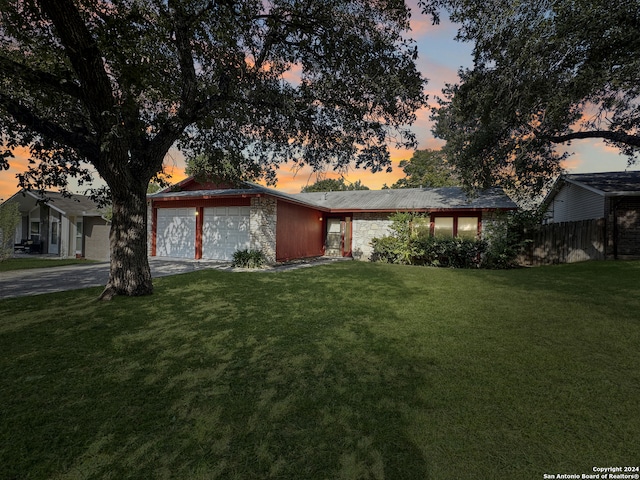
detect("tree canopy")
[431,0,640,194]
[390,149,459,188]
[0,0,432,297]
[301,178,369,192]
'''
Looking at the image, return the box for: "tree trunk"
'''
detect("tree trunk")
[99,185,153,300]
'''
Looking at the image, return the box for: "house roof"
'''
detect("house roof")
[150,183,328,210]
[294,187,517,212]
[4,190,104,216]
[150,178,517,212]
[562,171,640,196]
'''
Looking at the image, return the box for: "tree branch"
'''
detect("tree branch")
[37,0,115,125]
[0,55,83,99]
[545,130,640,148]
[0,92,98,159]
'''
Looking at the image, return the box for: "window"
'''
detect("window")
[30,221,40,241]
[457,217,479,240]
[433,217,454,238]
[431,215,480,239]
[50,221,58,245]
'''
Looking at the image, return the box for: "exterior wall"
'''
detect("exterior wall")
[250,196,277,263]
[276,201,324,261]
[351,212,393,261]
[551,184,605,222]
[84,217,111,261]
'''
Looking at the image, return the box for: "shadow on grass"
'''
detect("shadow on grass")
[2,261,639,479]
[0,264,435,479]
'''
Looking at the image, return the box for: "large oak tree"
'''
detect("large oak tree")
[431,0,640,193]
[0,0,433,298]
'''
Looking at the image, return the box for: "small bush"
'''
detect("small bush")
[370,236,405,264]
[415,237,487,268]
[481,209,543,269]
[232,249,267,268]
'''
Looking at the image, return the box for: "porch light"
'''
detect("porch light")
[319,217,323,221]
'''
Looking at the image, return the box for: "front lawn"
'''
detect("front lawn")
[1,261,638,479]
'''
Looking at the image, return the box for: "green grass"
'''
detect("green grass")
[0,257,96,272]
[1,261,639,479]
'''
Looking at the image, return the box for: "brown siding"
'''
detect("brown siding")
[615,197,640,258]
[276,201,324,261]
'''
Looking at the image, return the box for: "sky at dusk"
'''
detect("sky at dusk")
[1,3,638,201]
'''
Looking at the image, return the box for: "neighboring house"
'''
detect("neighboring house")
[543,171,640,259]
[3,190,111,260]
[148,177,517,263]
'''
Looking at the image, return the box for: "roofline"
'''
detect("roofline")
[21,190,66,215]
[563,177,607,196]
[151,180,333,211]
[326,207,518,214]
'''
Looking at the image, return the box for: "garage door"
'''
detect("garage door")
[202,206,251,260]
[156,208,196,258]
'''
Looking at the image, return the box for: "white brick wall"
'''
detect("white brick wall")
[250,197,277,263]
[352,212,392,261]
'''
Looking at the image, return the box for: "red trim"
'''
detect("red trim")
[151,208,158,256]
[195,207,204,259]
[152,197,252,208]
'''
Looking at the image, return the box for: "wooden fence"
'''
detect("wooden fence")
[520,218,606,266]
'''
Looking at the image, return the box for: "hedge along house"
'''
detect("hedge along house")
[3,190,111,260]
[148,177,518,263]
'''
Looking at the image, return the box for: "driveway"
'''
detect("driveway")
[0,258,229,300]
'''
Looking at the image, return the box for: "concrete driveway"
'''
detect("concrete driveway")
[0,258,229,300]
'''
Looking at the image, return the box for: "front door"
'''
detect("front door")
[325,217,352,257]
[49,216,60,255]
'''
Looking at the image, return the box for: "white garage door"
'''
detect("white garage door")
[156,208,196,258]
[202,206,251,260]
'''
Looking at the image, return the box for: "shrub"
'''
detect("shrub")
[370,236,406,264]
[232,249,267,268]
[370,212,487,268]
[415,237,487,268]
[481,209,543,269]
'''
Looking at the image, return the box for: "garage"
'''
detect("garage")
[156,208,196,258]
[202,206,251,260]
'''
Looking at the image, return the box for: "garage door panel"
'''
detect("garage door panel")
[156,208,196,258]
[202,206,250,260]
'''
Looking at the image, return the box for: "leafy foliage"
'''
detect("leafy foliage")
[390,149,459,188]
[232,248,267,269]
[370,212,486,267]
[431,0,640,194]
[482,209,545,269]
[370,210,545,268]
[301,177,369,192]
[0,201,20,260]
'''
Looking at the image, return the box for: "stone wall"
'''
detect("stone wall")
[250,197,277,263]
[352,212,392,261]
